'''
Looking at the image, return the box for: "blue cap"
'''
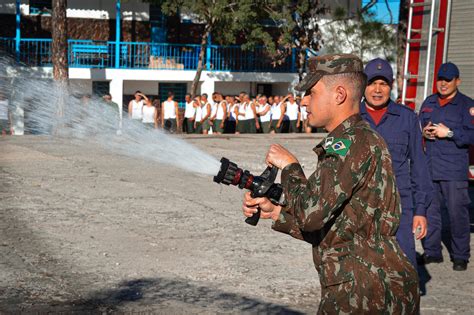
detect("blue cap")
[437,62,459,80]
[364,58,394,84]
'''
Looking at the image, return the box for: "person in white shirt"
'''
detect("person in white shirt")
[183,93,196,134]
[257,95,272,133]
[299,96,312,133]
[225,95,237,133]
[128,91,147,121]
[193,96,203,134]
[142,98,158,129]
[0,92,12,136]
[212,92,227,134]
[285,93,301,133]
[161,91,180,133]
[239,94,259,133]
[199,93,212,134]
[270,95,286,133]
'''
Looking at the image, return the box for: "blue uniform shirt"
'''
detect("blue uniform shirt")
[360,100,432,216]
[419,92,474,181]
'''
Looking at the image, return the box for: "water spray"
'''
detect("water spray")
[213,157,287,226]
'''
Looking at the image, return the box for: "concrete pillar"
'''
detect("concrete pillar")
[110,78,123,127]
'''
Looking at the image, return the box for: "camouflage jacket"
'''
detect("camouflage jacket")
[273,114,419,314]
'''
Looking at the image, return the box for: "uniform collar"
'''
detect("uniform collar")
[313,114,362,156]
[427,92,461,106]
[360,99,400,116]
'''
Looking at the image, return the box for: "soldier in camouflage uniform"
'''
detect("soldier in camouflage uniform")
[243,54,420,314]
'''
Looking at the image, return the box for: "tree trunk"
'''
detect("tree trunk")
[52,0,68,82]
[191,27,211,98]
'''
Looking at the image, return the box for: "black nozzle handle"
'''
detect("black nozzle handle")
[245,207,261,226]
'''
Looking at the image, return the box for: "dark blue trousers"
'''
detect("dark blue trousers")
[396,208,416,267]
[422,181,471,261]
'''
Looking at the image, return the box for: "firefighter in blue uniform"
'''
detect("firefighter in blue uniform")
[360,58,431,267]
[419,62,474,271]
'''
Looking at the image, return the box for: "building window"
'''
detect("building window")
[159,83,187,108]
[29,0,52,15]
[92,81,110,98]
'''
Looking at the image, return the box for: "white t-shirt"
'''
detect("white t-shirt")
[229,104,238,121]
[142,105,156,123]
[286,101,299,120]
[201,102,211,120]
[300,105,308,120]
[245,103,255,120]
[195,105,202,122]
[184,101,196,118]
[216,101,226,120]
[271,103,283,120]
[258,104,271,122]
[163,100,177,119]
[131,100,144,119]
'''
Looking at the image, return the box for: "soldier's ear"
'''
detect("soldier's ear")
[455,78,461,88]
[334,85,347,105]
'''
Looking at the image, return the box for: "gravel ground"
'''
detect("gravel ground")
[0,134,473,314]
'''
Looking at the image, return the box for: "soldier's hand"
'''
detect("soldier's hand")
[265,144,298,169]
[422,122,436,140]
[242,192,281,221]
[413,215,427,240]
[431,122,450,138]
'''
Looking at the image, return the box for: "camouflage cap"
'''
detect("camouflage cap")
[294,54,364,92]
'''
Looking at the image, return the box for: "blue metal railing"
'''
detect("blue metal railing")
[210,45,293,72]
[1,38,298,73]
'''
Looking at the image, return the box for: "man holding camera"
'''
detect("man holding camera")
[242,54,419,313]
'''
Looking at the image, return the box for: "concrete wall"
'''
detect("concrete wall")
[123,81,158,95]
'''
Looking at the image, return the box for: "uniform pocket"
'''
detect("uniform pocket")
[319,246,354,287]
[456,181,471,205]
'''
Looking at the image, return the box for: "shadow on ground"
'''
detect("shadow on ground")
[4,277,304,314]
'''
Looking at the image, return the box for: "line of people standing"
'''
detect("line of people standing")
[183,92,313,134]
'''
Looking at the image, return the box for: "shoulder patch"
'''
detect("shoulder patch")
[326,138,352,156]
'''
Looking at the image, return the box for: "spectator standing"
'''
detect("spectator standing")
[161,91,180,133]
[193,96,203,134]
[0,92,12,136]
[270,95,285,133]
[128,91,147,121]
[236,94,248,134]
[257,95,272,133]
[183,93,196,133]
[199,93,212,134]
[213,93,227,134]
[227,96,238,134]
[142,98,158,129]
[243,94,259,133]
[299,100,311,133]
[102,93,121,132]
[285,93,301,133]
[419,62,474,271]
[360,58,430,268]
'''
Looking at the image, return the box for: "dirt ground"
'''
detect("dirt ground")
[1,134,473,314]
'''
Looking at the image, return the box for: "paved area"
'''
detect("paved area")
[0,134,473,313]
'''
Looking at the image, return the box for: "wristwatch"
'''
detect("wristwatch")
[447,130,454,138]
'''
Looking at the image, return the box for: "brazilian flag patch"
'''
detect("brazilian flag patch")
[326,138,352,156]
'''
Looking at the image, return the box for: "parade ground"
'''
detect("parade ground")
[1,134,473,314]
